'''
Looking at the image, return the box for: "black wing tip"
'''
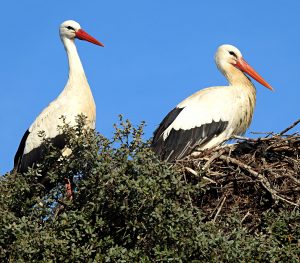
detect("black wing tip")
[152,107,184,143]
[14,129,30,171]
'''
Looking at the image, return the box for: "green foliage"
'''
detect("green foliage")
[1,116,299,262]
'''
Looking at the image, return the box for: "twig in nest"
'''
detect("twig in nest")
[279,118,300,135]
[202,176,217,184]
[185,167,198,176]
[266,135,300,151]
[285,174,300,187]
[201,149,226,171]
[251,131,274,135]
[232,135,276,143]
[241,211,251,224]
[219,155,299,207]
[213,195,227,223]
[232,135,250,141]
[184,166,217,187]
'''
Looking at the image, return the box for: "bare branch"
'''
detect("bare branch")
[279,118,300,135]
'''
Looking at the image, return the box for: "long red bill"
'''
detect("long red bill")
[75,29,104,47]
[235,58,273,91]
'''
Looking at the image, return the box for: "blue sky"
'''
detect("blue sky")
[1,1,300,174]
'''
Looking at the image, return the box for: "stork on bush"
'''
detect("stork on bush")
[151,44,273,162]
[14,20,104,195]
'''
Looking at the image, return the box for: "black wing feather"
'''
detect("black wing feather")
[151,107,184,156]
[152,120,228,162]
[14,132,66,173]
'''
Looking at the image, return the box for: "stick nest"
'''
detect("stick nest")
[176,119,300,225]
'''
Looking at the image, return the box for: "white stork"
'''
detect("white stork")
[14,20,104,172]
[151,44,273,162]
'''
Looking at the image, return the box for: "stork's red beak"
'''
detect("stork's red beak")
[235,58,273,91]
[75,29,104,47]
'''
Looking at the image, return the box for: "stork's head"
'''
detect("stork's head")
[215,44,272,90]
[59,20,104,47]
[215,44,243,67]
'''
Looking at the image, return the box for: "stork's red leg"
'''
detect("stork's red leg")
[64,178,73,201]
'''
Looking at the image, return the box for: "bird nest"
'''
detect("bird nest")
[176,119,300,224]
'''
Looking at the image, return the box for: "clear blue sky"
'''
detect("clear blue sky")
[1,1,300,174]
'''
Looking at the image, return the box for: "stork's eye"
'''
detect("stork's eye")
[229,51,237,58]
[66,26,75,31]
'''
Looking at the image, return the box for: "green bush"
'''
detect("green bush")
[0,116,299,262]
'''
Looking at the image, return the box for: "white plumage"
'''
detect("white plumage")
[151,44,272,162]
[14,20,104,172]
